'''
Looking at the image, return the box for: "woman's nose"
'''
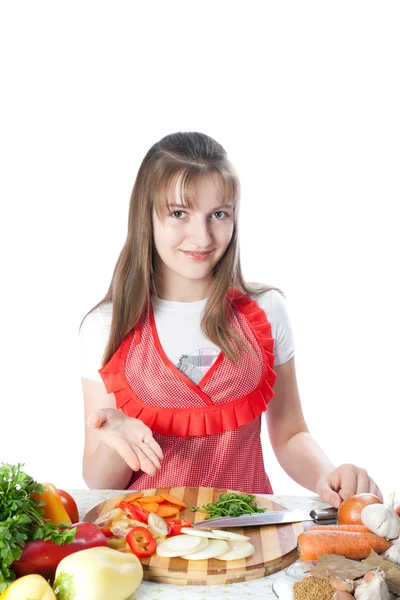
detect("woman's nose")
[187,218,213,248]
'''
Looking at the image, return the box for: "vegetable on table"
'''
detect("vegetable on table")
[189,492,264,519]
[213,540,255,561]
[117,501,149,523]
[0,574,56,600]
[360,491,400,540]
[354,568,390,599]
[160,494,186,508]
[148,513,170,538]
[116,492,186,520]
[309,525,371,532]
[156,535,208,558]
[338,493,383,526]
[53,546,143,600]
[57,491,79,524]
[12,522,108,582]
[156,505,180,518]
[297,529,391,561]
[180,539,228,560]
[32,483,72,525]
[165,519,192,537]
[126,527,157,558]
[0,463,76,594]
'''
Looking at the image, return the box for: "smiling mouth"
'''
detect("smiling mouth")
[181,250,212,256]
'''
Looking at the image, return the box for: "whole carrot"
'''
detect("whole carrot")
[309,524,370,532]
[298,530,391,561]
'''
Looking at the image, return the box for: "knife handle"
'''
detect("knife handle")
[309,507,338,521]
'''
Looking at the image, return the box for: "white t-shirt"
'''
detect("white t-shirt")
[79,289,295,383]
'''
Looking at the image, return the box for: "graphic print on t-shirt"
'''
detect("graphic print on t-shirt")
[176,348,220,385]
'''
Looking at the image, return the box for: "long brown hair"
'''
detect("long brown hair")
[83,132,283,365]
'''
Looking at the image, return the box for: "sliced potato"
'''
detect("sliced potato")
[181,527,224,539]
[156,535,208,558]
[181,539,229,560]
[215,540,255,560]
[211,529,250,542]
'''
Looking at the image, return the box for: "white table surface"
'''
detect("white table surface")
[71,489,331,600]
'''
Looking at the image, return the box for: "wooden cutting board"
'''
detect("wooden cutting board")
[83,486,304,586]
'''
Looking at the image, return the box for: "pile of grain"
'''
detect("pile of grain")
[293,575,336,599]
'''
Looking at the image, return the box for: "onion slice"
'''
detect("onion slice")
[181,539,229,560]
[211,529,250,542]
[181,528,224,539]
[156,535,208,557]
[215,540,255,560]
[148,513,170,537]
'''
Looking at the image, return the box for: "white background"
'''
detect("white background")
[1,2,399,499]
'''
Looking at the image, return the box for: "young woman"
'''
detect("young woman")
[80,131,382,507]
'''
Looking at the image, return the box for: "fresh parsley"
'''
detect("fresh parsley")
[189,492,265,519]
[0,462,76,592]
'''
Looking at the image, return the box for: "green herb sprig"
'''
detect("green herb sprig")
[0,462,76,592]
[189,492,265,519]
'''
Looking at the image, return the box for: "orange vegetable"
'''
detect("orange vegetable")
[32,482,72,525]
[122,493,144,503]
[137,495,165,504]
[140,502,159,513]
[338,493,382,525]
[298,530,391,561]
[161,493,186,508]
[156,505,180,518]
[309,524,370,532]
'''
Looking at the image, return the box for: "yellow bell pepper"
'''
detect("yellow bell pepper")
[53,547,143,600]
[0,574,57,600]
[32,482,71,525]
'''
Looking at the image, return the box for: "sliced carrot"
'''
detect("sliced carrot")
[137,495,165,504]
[139,502,159,513]
[115,492,143,507]
[123,493,144,502]
[161,493,186,508]
[157,505,181,518]
[309,524,370,532]
[298,530,391,561]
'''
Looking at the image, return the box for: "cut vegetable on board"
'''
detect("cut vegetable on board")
[83,486,302,585]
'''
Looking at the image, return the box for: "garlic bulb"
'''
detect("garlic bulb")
[383,535,400,566]
[354,569,390,600]
[361,503,400,539]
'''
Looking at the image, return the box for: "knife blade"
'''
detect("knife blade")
[192,507,338,528]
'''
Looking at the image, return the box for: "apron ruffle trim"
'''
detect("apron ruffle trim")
[99,288,277,438]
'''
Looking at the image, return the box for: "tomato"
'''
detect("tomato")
[57,489,79,523]
[126,526,156,558]
[165,518,193,537]
[118,500,149,523]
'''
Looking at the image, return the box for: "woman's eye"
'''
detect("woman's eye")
[171,211,185,219]
[212,211,227,219]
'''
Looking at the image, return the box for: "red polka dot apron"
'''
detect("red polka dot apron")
[99,288,277,494]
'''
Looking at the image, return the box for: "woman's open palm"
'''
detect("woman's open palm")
[88,408,163,476]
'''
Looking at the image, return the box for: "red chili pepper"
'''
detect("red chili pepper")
[165,518,193,537]
[118,500,149,523]
[12,522,108,582]
[126,526,156,558]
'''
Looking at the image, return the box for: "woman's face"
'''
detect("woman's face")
[152,174,234,300]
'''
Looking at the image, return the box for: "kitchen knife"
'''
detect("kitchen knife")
[192,507,338,528]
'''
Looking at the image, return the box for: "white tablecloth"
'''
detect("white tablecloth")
[71,489,330,600]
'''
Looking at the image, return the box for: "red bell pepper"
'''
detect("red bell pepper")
[12,522,108,582]
[165,518,193,537]
[126,526,156,558]
[118,500,149,523]
[98,527,114,538]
